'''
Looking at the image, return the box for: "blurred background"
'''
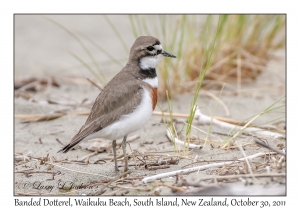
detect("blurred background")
[15,15,285,99]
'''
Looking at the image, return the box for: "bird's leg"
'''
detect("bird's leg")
[112,140,119,172]
[122,135,128,173]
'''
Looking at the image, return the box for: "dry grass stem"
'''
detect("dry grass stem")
[142,152,275,183]
[86,77,103,90]
[201,90,230,116]
[15,113,66,123]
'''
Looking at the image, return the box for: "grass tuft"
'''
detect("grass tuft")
[127,15,285,98]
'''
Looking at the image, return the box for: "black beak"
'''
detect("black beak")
[162,51,176,58]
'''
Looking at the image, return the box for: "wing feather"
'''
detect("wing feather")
[58,76,144,153]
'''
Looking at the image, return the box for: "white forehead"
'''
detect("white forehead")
[154,44,162,50]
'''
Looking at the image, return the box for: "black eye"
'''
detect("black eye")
[147,46,154,51]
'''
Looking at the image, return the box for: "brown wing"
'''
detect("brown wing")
[58,77,144,153]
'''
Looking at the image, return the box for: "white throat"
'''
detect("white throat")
[142,77,158,88]
[139,55,163,70]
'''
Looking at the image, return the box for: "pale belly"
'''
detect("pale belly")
[83,87,153,141]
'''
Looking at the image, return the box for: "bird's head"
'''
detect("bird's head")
[129,36,176,70]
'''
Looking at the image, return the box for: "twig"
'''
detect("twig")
[153,111,253,127]
[15,91,37,102]
[146,165,170,170]
[166,128,202,149]
[14,152,32,162]
[55,138,64,145]
[196,173,286,181]
[117,162,144,168]
[46,162,110,178]
[15,170,56,175]
[15,170,58,180]
[118,157,179,169]
[195,109,284,139]
[47,130,64,135]
[157,183,185,192]
[93,170,131,195]
[153,111,189,118]
[237,144,256,181]
[15,80,39,92]
[15,168,34,172]
[255,140,285,156]
[78,151,99,162]
[142,152,275,183]
[182,159,239,168]
[140,152,192,160]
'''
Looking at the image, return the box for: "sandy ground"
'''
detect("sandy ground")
[14,15,286,196]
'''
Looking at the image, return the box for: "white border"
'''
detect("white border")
[3,0,296,209]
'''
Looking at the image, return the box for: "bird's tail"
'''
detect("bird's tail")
[57,135,87,153]
[57,142,78,153]
[57,125,93,153]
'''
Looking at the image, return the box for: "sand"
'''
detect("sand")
[14,15,286,196]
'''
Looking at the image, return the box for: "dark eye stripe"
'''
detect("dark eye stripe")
[147,46,154,51]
